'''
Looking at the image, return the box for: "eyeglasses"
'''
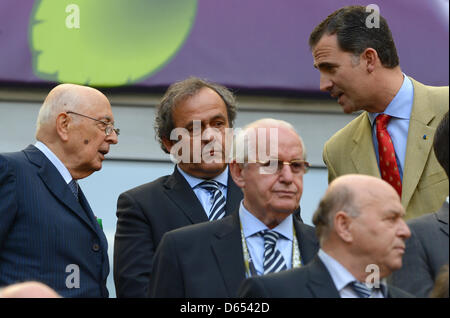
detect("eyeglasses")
[254,159,310,174]
[66,111,120,136]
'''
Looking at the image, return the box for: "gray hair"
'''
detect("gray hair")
[231,118,307,163]
[155,77,237,154]
[312,183,360,245]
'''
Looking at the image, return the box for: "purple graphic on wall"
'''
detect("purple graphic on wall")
[0,0,448,92]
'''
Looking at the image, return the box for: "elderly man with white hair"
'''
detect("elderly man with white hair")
[0,83,118,297]
[148,118,319,298]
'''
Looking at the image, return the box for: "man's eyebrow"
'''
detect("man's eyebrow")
[100,116,114,124]
[314,62,337,70]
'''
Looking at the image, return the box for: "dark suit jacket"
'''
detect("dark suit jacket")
[148,212,319,298]
[389,201,449,297]
[0,145,109,297]
[239,256,413,298]
[113,166,243,298]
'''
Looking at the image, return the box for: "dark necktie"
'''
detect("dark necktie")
[198,180,226,221]
[68,179,79,201]
[260,230,288,274]
[376,114,402,197]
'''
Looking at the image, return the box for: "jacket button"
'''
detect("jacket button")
[92,243,100,252]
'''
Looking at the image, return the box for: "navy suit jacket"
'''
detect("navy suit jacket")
[113,166,244,298]
[148,212,319,298]
[389,201,449,297]
[239,256,413,298]
[0,145,109,297]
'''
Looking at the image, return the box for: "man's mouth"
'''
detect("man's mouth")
[98,149,108,159]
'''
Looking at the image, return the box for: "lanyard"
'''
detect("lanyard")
[240,221,302,278]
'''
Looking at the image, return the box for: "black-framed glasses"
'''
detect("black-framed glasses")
[66,111,120,136]
[254,159,310,174]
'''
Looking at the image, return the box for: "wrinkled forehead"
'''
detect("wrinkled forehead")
[245,125,303,158]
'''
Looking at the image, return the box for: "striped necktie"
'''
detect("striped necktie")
[68,179,79,201]
[198,180,226,221]
[260,230,287,274]
[349,281,387,298]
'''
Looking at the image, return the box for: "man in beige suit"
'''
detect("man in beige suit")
[309,5,448,219]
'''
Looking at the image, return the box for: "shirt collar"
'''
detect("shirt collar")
[318,249,388,296]
[318,249,357,292]
[368,74,414,126]
[177,165,228,189]
[34,141,73,184]
[239,201,293,241]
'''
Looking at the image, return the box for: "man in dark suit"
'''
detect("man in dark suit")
[239,174,413,298]
[149,119,319,298]
[389,112,449,297]
[113,77,244,297]
[0,84,119,297]
[309,5,448,219]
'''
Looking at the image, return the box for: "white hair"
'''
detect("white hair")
[231,118,307,163]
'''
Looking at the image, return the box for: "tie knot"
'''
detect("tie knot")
[350,281,375,298]
[376,114,391,131]
[260,230,280,245]
[198,180,221,192]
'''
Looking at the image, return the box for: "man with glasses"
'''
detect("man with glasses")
[148,118,318,297]
[0,83,118,297]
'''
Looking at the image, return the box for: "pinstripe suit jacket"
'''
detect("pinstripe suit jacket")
[0,145,109,297]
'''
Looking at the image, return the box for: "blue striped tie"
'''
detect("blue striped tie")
[198,180,226,221]
[350,281,372,298]
[68,179,79,201]
[260,230,287,274]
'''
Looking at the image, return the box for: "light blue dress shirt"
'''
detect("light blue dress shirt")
[35,141,73,184]
[368,74,414,181]
[318,249,386,298]
[239,201,293,276]
[176,165,228,218]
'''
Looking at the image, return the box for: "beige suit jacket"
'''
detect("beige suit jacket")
[323,77,449,219]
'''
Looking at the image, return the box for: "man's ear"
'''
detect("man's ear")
[334,211,354,243]
[55,113,70,141]
[361,48,378,73]
[229,160,245,188]
[162,137,173,153]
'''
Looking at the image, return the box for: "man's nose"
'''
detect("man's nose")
[397,219,411,240]
[278,163,294,183]
[106,130,118,144]
[319,73,333,92]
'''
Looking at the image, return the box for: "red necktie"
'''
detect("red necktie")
[376,114,402,197]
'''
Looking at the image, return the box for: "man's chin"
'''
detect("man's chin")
[179,162,227,179]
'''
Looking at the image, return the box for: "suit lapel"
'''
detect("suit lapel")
[436,201,449,236]
[351,113,380,177]
[306,256,341,298]
[225,172,243,216]
[163,167,208,224]
[210,213,246,297]
[24,145,98,234]
[402,78,437,209]
[294,218,319,265]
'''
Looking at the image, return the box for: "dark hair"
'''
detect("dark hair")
[309,5,399,68]
[433,112,449,177]
[154,77,237,153]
